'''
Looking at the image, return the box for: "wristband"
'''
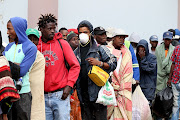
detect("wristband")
[99,61,103,67]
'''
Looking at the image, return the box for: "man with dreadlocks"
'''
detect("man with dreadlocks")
[37,14,80,120]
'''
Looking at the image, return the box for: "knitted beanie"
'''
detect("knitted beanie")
[67,32,77,42]
[77,20,93,32]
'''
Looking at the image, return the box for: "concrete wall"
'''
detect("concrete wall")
[28,0,58,28]
[0,0,28,44]
[178,0,180,29]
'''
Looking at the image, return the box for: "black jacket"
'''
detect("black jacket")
[0,31,4,54]
[171,39,180,47]
[74,39,117,103]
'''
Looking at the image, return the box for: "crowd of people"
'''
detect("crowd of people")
[0,13,180,120]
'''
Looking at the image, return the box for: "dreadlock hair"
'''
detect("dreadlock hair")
[37,14,57,30]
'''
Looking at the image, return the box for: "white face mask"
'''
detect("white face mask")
[79,33,89,44]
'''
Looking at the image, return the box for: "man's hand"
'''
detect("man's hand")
[14,62,20,65]
[2,114,8,120]
[135,80,140,86]
[86,57,101,66]
[61,86,72,100]
[138,50,145,59]
[167,79,171,87]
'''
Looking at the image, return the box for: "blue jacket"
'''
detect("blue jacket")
[125,40,140,81]
[3,17,37,94]
[74,39,117,102]
[136,39,157,101]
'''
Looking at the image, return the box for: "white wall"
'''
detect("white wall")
[0,0,177,45]
[58,0,178,43]
[0,0,28,45]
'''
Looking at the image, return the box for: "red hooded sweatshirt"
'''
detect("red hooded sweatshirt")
[37,32,80,92]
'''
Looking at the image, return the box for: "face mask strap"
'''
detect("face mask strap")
[79,33,90,47]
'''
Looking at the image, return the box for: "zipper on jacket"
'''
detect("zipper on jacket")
[13,44,17,62]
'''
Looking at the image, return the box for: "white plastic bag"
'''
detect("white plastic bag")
[132,85,152,120]
[96,81,117,106]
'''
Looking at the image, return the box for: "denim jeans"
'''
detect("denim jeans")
[171,82,180,120]
[44,90,70,120]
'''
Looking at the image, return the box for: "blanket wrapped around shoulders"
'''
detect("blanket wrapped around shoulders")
[107,42,133,120]
[0,56,20,102]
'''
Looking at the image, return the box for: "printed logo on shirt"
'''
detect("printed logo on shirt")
[18,49,21,53]
[42,50,58,67]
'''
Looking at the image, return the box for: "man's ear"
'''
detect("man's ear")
[150,41,152,44]
[39,27,43,32]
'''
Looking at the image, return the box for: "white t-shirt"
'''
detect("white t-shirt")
[115,53,122,74]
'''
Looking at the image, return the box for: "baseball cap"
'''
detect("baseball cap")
[68,29,78,34]
[175,29,180,35]
[112,28,128,37]
[173,35,180,39]
[106,28,115,38]
[26,28,40,38]
[149,35,158,42]
[128,32,141,43]
[94,26,106,35]
[163,31,173,40]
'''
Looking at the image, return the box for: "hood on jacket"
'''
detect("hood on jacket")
[77,20,95,45]
[136,39,149,57]
[53,32,62,41]
[128,32,141,43]
[38,32,62,46]
[77,20,93,33]
[10,17,29,44]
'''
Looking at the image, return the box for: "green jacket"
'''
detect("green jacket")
[155,43,174,93]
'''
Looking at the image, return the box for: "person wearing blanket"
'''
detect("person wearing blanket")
[107,28,133,120]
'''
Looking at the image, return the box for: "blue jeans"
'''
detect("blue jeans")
[44,91,70,120]
[171,82,180,120]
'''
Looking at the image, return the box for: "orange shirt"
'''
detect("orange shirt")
[165,50,168,57]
